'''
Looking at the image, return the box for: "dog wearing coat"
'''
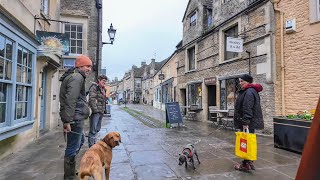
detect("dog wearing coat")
[178,144,200,169]
[78,132,121,180]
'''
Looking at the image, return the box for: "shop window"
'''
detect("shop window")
[224,25,239,61]
[0,31,35,133]
[188,83,202,108]
[188,47,195,70]
[162,82,173,103]
[220,78,241,110]
[65,23,83,54]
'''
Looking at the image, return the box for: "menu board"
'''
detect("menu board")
[165,102,183,124]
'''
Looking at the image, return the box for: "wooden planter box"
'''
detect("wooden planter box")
[273,117,312,154]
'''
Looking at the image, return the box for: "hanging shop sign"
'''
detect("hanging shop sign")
[226,37,243,53]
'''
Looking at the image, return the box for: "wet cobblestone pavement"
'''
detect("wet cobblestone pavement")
[0,104,300,180]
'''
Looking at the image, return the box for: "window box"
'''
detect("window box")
[273,117,311,154]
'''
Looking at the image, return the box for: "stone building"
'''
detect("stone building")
[177,0,276,132]
[271,0,320,116]
[59,0,102,88]
[0,0,62,159]
[141,59,164,106]
[122,65,143,103]
[153,43,183,111]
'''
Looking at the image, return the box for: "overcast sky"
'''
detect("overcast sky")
[101,0,188,80]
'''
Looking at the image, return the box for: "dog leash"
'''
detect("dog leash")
[64,130,99,142]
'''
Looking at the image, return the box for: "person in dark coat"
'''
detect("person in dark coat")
[233,74,264,172]
[88,75,108,147]
[59,55,92,179]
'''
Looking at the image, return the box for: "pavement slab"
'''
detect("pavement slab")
[0,104,301,180]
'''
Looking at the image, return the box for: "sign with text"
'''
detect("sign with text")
[204,77,216,85]
[165,102,183,124]
[226,37,243,53]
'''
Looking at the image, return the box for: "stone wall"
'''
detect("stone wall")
[178,0,276,133]
[275,0,320,115]
[60,0,101,87]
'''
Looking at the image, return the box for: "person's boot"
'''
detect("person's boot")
[64,156,76,180]
[234,161,250,172]
[248,161,255,170]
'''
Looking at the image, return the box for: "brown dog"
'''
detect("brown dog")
[79,131,121,180]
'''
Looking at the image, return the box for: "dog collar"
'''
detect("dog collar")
[98,141,113,150]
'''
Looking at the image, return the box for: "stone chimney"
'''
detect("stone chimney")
[151,58,155,64]
[132,65,137,69]
[141,61,146,66]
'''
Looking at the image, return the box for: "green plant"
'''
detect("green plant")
[287,111,313,121]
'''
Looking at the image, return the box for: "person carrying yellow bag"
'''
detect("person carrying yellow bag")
[233,74,264,172]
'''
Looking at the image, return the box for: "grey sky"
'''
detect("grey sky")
[101,0,188,80]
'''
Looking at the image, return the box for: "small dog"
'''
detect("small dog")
[79,132,121,180]
[178,144,200,169]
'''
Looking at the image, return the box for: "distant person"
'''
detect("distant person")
[59,55,92,179]
[233,74,264,172]
[88,75,108,147]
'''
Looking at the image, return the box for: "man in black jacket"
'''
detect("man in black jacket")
[59,55,92,179]
[233,74,264,172]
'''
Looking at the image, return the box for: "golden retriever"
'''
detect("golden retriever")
[78,131,121,180]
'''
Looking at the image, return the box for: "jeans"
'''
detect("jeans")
[65,120,85,157]
[88,113,103,147]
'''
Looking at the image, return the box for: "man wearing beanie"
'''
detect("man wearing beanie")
[233,74,264,172]
[88,74,108,148]
[59,54,92,179]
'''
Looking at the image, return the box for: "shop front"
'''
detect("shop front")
[218,75,242,110]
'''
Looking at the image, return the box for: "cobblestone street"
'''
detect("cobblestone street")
[0,105,301,179]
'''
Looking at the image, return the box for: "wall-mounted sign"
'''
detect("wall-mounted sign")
[159,73,165,80]
[36,31,70,55]
[204,77,216,85]
[226,37,243,53]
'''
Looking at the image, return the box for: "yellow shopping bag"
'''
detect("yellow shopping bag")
[235,129,257,161]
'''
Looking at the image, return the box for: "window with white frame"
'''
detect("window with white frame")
[224,24,239,61]
[16,46,33,121]
[65,23,83,54]
[188,47,195,70]
[41,0,49,15]
[63,58,76,69]
[0,33,34,127]
[190,12,197,27]
[188,83,202,108]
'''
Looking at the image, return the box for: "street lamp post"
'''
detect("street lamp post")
[103,24,116,45]
[95,23,117,80]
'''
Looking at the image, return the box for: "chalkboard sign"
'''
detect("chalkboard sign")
[165,102,183,125]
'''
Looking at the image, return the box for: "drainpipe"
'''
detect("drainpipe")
[96,0,102,81]
[271,0,285,116]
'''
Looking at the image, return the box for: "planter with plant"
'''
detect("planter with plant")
[273,110,315,154]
